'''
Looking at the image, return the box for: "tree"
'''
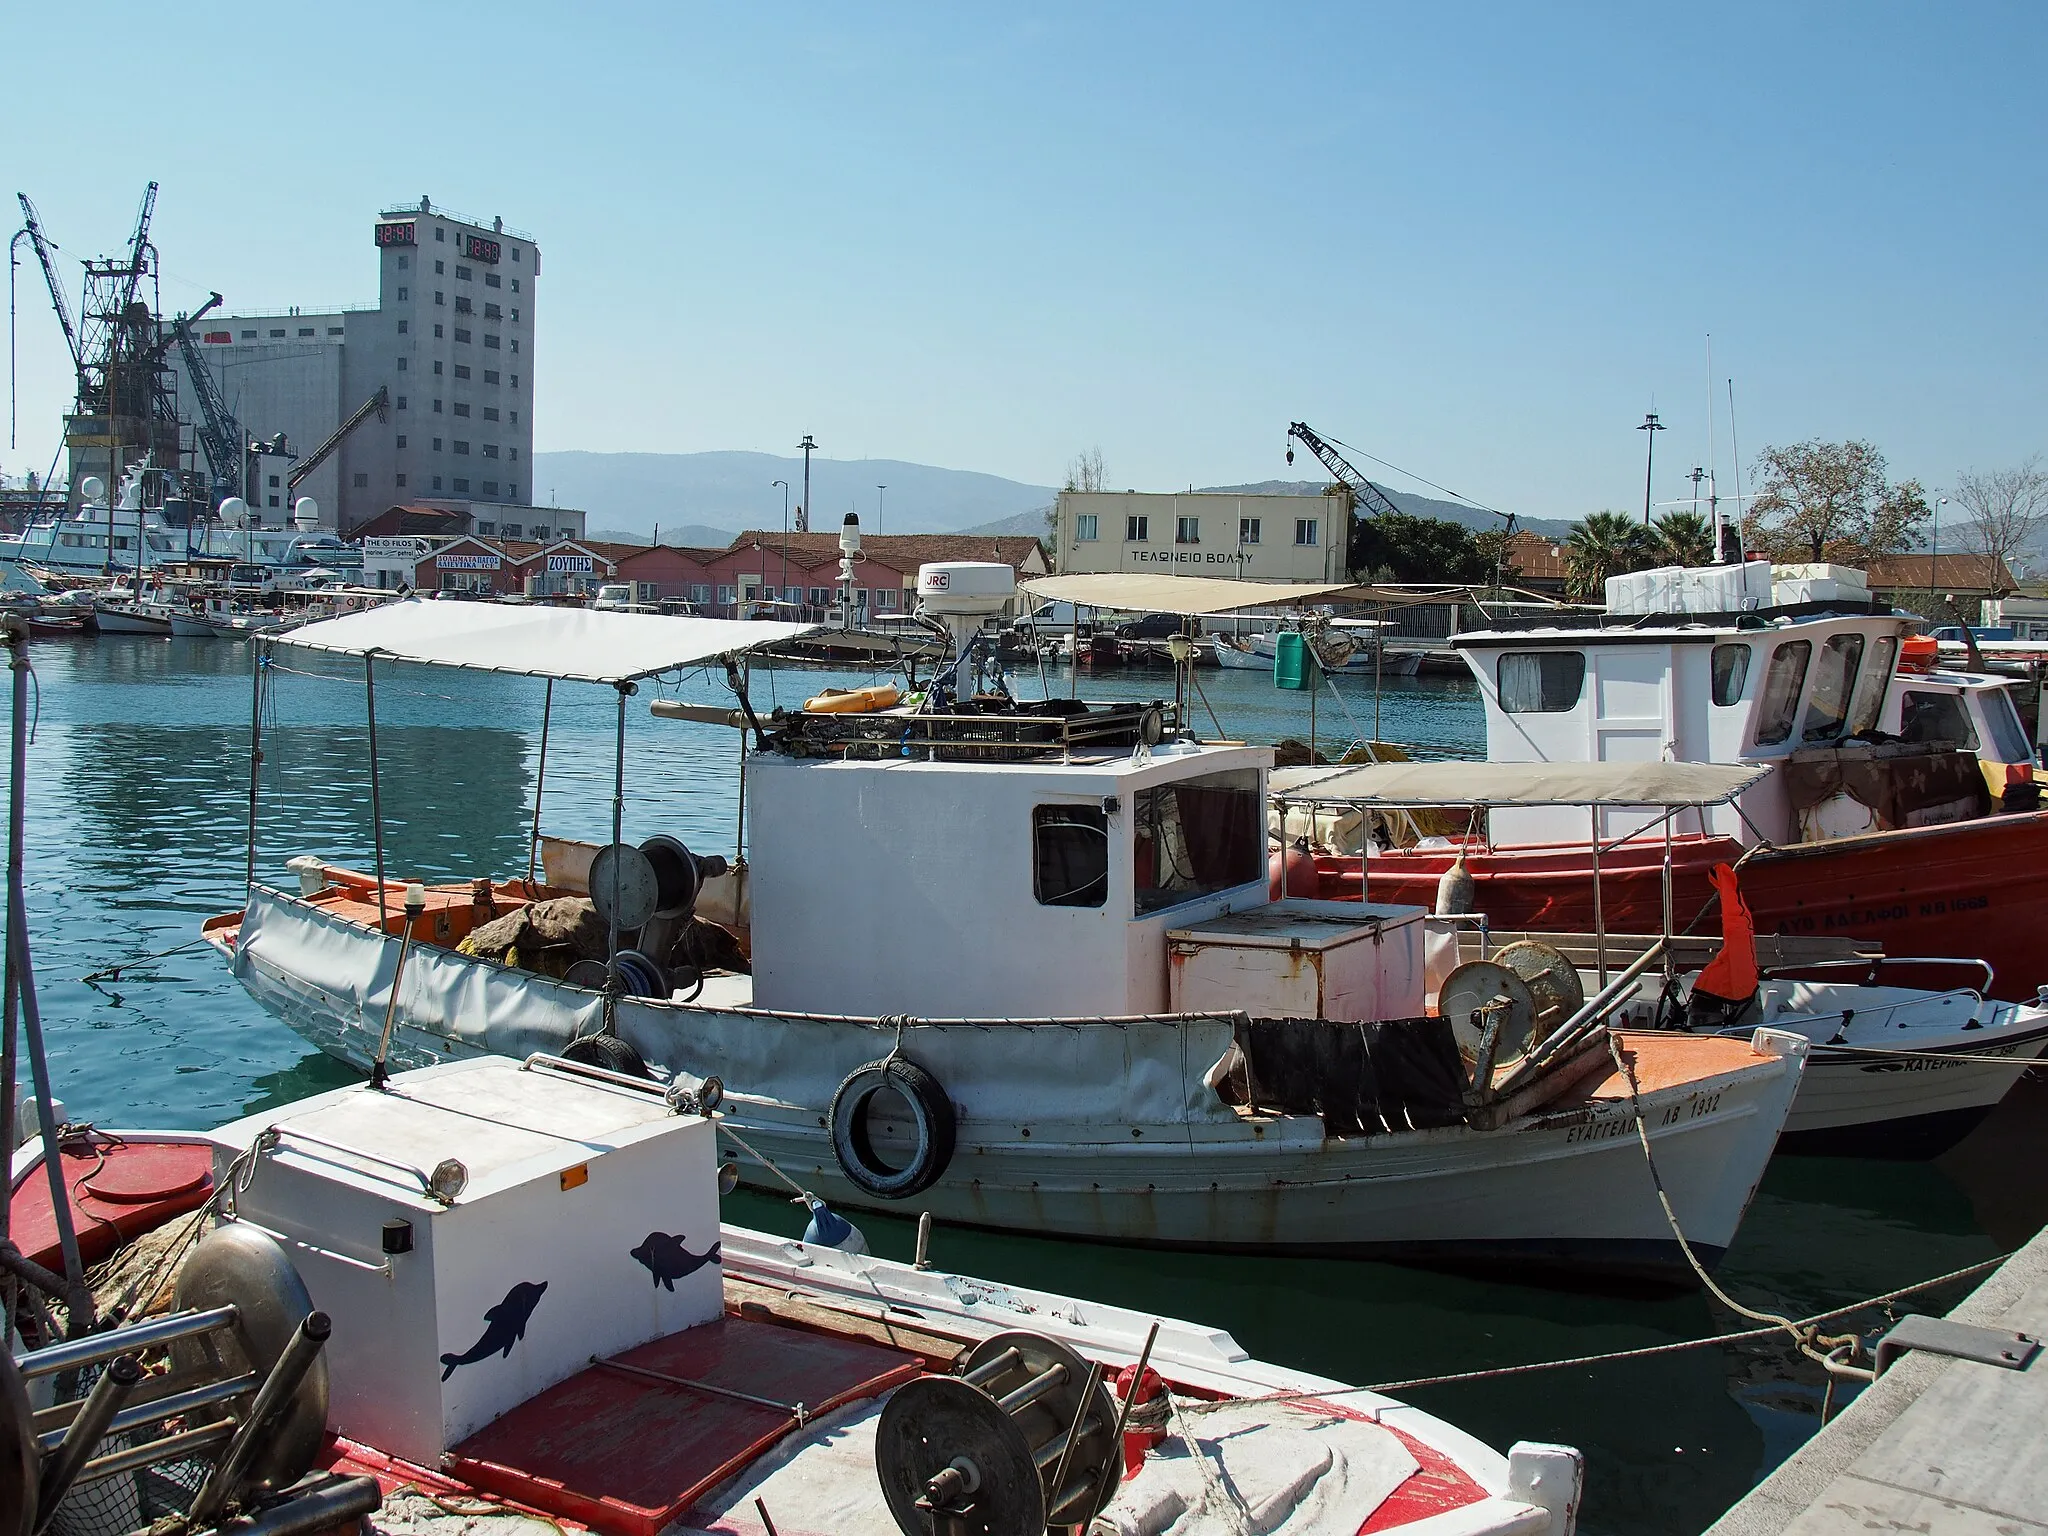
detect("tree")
[1650,510,1715,567]
[1063,447,1107,493]
[1743,439,1928,564]
[1564,511,1652,602]
[1349,513,1485,583]
[1952,457,2048,582]
[1472,527,1521,590]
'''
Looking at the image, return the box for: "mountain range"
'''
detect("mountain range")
[534,451,1578,548]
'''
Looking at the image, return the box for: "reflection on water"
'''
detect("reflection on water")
[14,636,2046,1534]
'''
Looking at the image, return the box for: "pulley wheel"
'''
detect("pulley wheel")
[588,842,660,932]
[172,1222,328,1495]
[960,1331,1120,1527]
[1440,960,1538,1070]
[876,1376,1044,1536]
[1493,940,1585,1032]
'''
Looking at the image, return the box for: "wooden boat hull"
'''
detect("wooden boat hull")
[1317,810,2048,1001]
[214,884,1806,1284]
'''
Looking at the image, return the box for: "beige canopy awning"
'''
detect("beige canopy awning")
[1018,573,1353,616]
[1269,758,1769,808]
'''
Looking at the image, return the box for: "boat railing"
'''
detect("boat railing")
[772,698,1179,762]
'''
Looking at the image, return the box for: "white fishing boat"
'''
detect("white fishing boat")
[205,579,1807,1284]
[5,1055,1590,1536]
[1213,624,1424,677]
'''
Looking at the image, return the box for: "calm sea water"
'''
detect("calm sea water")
[15,634,2044,1535]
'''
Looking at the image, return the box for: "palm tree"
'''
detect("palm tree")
[1564,511,1651,602]
[1651,510,1715,567]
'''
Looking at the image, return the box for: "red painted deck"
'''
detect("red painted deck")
[450,1316,924,1536]
[8,1134,214,1272]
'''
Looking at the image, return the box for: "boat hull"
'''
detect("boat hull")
[1317,810,2048,1001]
[94,606,174,635]
[221,885,1804,1283]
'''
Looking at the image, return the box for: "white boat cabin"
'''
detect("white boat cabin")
[1451,564,2005,847]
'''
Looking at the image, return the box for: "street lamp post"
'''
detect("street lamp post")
[1930,495,1951,615]
[1638,413,1665,526]
[876,484,886,538]
[773,479,790,601]
[797,434,816,535]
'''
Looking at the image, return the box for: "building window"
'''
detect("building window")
[455,298,472,315]
[397,255,408,269]
[456,265,472,280]
[1294,518,1319,546]
[511,277,520,292]
[397,357,407,370]
[1240,517,1261,544]
[510,308,520,322]
[510,339,518,353]
[509,410,518,424]
[435,291,445,305]
[513,248,521,262]
[396,396,406,410]
[482,480,499,495]
[502,523,521,536]
[268,475,280,488]
[1034,804,1109,908]
[1126,514,1148,542]
[454,364,470,379]
[435,258,444,272]
[483,444,499,459]
[454,328,471,343]
[397,320,408,334]
[433,324,443,338]
[484,334,500,349]
[435,228,445,242]
[1075,514,1098,542]
[433,361,443,374]
[453,478,469,493]
[508,482,517,497]
[433,399,443,412]
[485,272,501,288]
[1497,651,1586,714]
[477,521,496,535]
[510,374,519,388]
[484,369,499,384]
[482,407,498,422]
[432,437,442,451]
[453,403,470,417]
[1175,516,1200,544]
[718,585,736,606]
[690,584,711,604]
[268,495,279,507]
[453,441,470,455]
[269,329,285,338]
[484,303,500,320]
[396,435,407,448]
[433,476,442,490]
[396,473,407,487]
[328,326,343,336]
[241,330,255,339]
[352,473,369,488]
[509,447,517,461]
[297,327,314,337]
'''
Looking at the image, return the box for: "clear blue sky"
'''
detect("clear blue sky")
[6,3,2043,522]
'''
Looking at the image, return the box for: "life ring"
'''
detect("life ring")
[828,1056,956,1199]
[804,684,902,714]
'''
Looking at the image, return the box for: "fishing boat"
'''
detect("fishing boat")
[94,592,178,635]
[5,1058,1590,1536]
[204,578,1808,1284]
[1213,622,1424,677]
[1286,560,2048,1000]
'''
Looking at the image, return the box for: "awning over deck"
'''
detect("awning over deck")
[1019,573,1353,615]
[273,598,819,685]
[1269,758,1769,808]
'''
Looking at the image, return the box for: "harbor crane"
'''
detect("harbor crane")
[10,193,84,451]
[169,292,248,509]
[285,385,388,514]
[1284,423,1408,521]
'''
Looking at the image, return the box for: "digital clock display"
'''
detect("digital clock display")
[464,234,501,264]
[375,221,417,248]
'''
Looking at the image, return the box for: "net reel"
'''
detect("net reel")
[1441,938,1583,1071]
[876,1330,1121,1536]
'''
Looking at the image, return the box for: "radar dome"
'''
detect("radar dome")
[77,477,106,506]
[217,497,249,529]
[292,497,320,531]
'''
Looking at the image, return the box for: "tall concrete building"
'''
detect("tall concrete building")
[167,196,538,533]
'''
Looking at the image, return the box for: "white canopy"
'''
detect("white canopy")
[273,599,818,685]
[1019,573,1353,616]
[1269,758,1769,808]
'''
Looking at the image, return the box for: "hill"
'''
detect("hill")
[531,451,1055,539]
[1197,480,1576,540]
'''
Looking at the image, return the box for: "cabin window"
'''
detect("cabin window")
[1985,689,2033,763]
[1899,690,1976,751]
[1710,644,1750,706]
[1497,651,1584,714]
[1800,632,1865,742]
[1753,640,1811,746]
[1133,770,1262,916]
[1033,805,1108,908]
[1844,634,1897,737]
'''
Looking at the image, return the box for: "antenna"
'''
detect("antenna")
[1726,379,1745,563]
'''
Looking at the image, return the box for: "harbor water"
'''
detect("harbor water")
[19,634,2047,1535]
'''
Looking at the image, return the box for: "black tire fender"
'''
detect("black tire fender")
[562,1033,650,1080]
[828,1056,956,1199]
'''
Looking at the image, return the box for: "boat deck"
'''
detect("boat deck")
[1706,1221,2048,1535]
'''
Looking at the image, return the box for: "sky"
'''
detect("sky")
[4,2,2044,524]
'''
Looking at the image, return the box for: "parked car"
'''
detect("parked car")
[1115,611,1186,639]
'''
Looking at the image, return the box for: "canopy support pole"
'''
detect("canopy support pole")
[1590,804,1607,987]
[365,653,387,934]
[245,638,265,892]
[734,660,748,864]
[526,679,552,893]
[608,682,628,969]
[1661,815,1675,973]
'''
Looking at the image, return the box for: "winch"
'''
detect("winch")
[875,1329,1121,1536]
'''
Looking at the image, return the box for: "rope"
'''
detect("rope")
[716,1122,813,1201]
[80,936,212,983]
[1179,1250,2007,1413]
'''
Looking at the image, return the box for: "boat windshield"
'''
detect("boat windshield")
[1844,634,1897,736]
[1754,640,1811,746]
[1133,768,1263,915]
[1800,632,1865,742]
[1984,687,2034,763]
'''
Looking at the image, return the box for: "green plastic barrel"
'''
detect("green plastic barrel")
[1274,631,1311,690]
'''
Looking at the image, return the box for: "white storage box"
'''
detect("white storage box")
[1772,562,1868,607]
[1166,898,1428,1022]
[208,1056,723,1466]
